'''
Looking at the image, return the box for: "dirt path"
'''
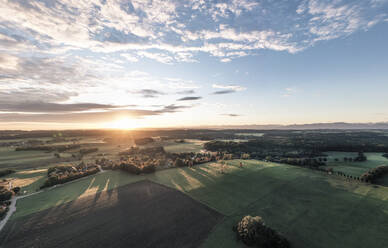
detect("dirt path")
[97,164,104,172]
[0,191,41,232]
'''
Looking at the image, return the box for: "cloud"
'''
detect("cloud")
[0,104,192,123]
[282,87,297,97]
[133,89,165,98]
[212,90,237,95]
[137,51,174,64]
[0,55,100,87]
[0,88,77,104]
[1,0,386,64]
[177,96,202,101]
[120,53,138,62]
[0,101,129,113]
[176,90,196,95]
[212,83,246,94]
[221,113,241,117]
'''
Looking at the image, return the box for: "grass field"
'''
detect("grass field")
[148,160,388,248]
[321,152,388,177]
[0,181,222,248]
[139,139,206,153]
[1,169,48,195]
[235,132,264,137]
[12,170,145,219]
[163,139,206,153]
[3,159,388,248]
[0,147,74,170]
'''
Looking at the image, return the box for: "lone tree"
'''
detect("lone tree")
[233,215,290,248]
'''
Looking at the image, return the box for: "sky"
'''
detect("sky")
[0,0,388,130]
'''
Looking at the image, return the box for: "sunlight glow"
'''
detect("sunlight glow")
[105,117,141,130]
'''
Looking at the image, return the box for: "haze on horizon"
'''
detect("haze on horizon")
[0,0,388,130]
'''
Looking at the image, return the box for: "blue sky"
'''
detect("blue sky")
[0,0,387,129]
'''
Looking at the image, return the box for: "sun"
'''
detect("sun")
[105,117,141,130]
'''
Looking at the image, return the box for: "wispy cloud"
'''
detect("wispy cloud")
[282,88,297,97]
[177,96,202,101]
[212,84,246,94]
[0,101,129,113]
[133,89,166,98]
[221,113,241,117]
[0,0,386,125]
[1,0,385,64]
[176,90,196,95]
[0,104,192,123]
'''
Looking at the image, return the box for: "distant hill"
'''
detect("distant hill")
[199,122,388,130]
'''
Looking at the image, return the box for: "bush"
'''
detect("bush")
[174,158,186,167]
[0,169,15,177]
[12,187,21,194]
[0,206,9,220]
[134,137,154,145]
[120,162,141,174]
[233,215,290,248]
[360,165,388,183]
[41,164,100,189]
[0,188,13,202]
[80,148,98,155]
[142,164,156,174]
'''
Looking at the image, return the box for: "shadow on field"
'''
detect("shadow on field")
[0,180,223,248]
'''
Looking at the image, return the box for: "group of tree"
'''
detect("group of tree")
[41,162,100,189]
[276,157,326,168]
[119,146,165,156]
[79,147,99,155]
[0,169,15,177]
[204,134,388,158]
[233,215,290,248]
[341,152,367,162]
[360,166,388,183]
[134,137,154,145]
[98,147,227,174]
[118,161,156,174]
[0,185,19,220]
[15,144,80,152]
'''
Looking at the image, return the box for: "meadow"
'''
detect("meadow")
[2,130,388,248]
[0,147,70,170]
[3,159,388,248]
[1,181,221,248]
[139,139,206,153]
[321,152,388,177]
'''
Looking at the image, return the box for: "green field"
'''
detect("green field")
[163,139,205,153]
[321,152,388,177]
[235,132,264,137]
[0,147,70,170]
[12,170,145,219]
[139,139,206,153]
[9,159,388,248]
[3,169,48,195]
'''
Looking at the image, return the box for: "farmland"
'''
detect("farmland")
[321,152,388,177]
[1,160,388,247]
[1,129,388,247]
[0,181,222,248]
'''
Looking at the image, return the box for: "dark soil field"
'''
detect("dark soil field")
[0,180,223,248]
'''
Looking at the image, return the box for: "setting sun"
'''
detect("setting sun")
[106,117,141,130]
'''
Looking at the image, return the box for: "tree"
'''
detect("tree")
[174,158,186,167]
[12,187,21,194]
[233,215,290,248]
